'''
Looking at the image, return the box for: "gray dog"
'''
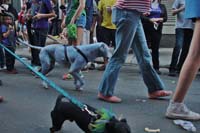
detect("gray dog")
[39,42,111,90]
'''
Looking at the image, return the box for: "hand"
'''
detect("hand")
[143,12,150,16]
[8,25,13,30]
[33,13,43,20]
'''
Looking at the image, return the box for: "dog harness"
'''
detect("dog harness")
[73,46,89,63]
[63,45,70,62]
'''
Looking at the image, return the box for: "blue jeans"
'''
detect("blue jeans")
[169,28,184,71]
[0,47,5,68]
[98,8,165,96]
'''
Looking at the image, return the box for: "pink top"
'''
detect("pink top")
[115,0,151,13]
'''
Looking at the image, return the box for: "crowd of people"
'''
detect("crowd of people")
[0,0,200,124]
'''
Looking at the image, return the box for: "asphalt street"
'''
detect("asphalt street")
[0,47,200,133]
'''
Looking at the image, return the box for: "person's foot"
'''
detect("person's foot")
[97,93,122,103]
[0,96,4,103]
[168,70,176,77]
[97,65,106,71]
[166,101,200,121]
[6,69,18,74]
[148,90,172,99]
[62,73,73,80]
[155,69,162,75]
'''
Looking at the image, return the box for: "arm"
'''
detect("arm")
[172,4,185,16]
[33,11,56,20]
[3,25,13,38]
[33,0,56,20]
[150,4,168,23]
[70,0,85,24]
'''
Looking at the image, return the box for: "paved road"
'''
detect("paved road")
[0,47,200,133]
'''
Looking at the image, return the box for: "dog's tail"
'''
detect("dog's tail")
[16,38,43,50]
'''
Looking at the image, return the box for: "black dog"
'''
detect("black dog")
[50,95,131,133]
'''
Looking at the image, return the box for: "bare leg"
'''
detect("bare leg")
[173,19,200,102]
[166,19,200,120]
[76,27,84,46]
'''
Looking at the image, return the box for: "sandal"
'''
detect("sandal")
[149,90,172,99]
[98,93,122,103]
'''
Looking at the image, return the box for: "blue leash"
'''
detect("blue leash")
[0,43,86,110]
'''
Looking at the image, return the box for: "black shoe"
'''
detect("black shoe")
[168,70,176,77]
[155,69,162,75]
[0,80,2,86]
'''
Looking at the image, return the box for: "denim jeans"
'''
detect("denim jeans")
[98,8,165,96]
[31,28,48,66]
[0,47,5,68]
[169,28,184,71]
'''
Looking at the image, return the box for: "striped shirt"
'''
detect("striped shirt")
[115,0,151,13]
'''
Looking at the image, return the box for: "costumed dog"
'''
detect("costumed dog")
[50,95,131,133]
[39,42,111,90]
[17,39,111,90]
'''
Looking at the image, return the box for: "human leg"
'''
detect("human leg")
[131,21,172,98]
[169,28,184,76]
[0,95,3,102]
[0,47,5,69]
[5,46,17,73]
[166,19,200,120]
[151,30,162,72]
[98,8,140,102]
[176,29,193,72]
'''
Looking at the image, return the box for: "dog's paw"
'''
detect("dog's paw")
[42,81,48,89]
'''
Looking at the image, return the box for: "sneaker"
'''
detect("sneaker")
[166,101,200,121]
[0,96,3,102]
[62,73,73,80]
[0,66,6,71]
[97,93,122,103]
[149,90,172,99]
[79,71,84,78]
[33,66,41,72]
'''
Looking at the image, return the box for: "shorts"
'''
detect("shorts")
[75,14,86,28]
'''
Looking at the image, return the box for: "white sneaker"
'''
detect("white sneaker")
[33,66,41,72]
[166,101,200,121]
[42,81,48,89]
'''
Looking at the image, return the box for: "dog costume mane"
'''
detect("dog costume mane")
[89,108,115,133]
[67,24,77,41]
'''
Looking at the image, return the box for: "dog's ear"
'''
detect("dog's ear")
[105,118,116,133]
[120,118,127,123]
[99,43,112,58]
[105,117,131,133]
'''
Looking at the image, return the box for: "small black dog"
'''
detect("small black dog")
[50,95,131,133]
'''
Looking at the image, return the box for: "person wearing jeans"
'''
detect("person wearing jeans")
[97,0,172,103]
[168,0,194,76]
[0,80,3,102]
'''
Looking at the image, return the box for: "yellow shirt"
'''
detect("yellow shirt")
[98,0,116,29]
